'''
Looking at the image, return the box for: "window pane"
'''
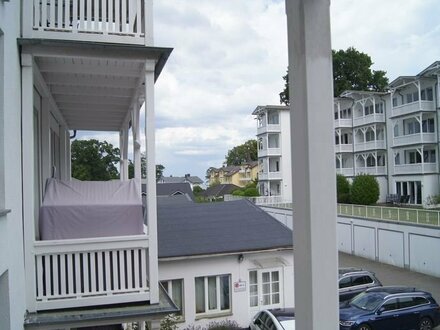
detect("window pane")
[208,276,217,310]
[263,283,270,295]
[250,296,258,307]
[220,275,230,310]
[272,293,280,304]
[271,271,279,282]
[195,277,205,313]
[161,281,168,292]
[172,280,183,315]
[262,272,270,283]
[272,282,279,294]
[250,271,257,285]
[263,294,271,305]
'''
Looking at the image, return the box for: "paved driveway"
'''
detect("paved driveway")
[339,252,440,329]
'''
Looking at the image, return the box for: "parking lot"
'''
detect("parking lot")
[340,252,440,329]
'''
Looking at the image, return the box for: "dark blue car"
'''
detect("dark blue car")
[339,286,440,330]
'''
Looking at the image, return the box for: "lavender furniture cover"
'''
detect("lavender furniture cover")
[39,178,144,240]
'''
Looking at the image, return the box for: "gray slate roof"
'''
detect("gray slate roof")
[142,183,195,201]
[157,199,293,259]
[202,184,241,198]
[158,176,203,184]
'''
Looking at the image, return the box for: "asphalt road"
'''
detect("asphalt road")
[339,252,440,329]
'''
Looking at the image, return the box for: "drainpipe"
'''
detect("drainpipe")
[69,130,77,139]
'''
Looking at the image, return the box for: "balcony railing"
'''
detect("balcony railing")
[394,163,437,175]
[257,124,281,135]
[336,167,354,176]
[23,0,152,45]
[353,113,385,127]
[259,147,281,157]
[259,171,282,181]
[391,101,435,117]
[354,140,386,152]
[355,166,386,176]
[335,144,352,153]
[393,133,437,147]
[334,118,352,128]
[33,232,150,310]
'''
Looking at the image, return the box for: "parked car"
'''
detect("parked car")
[250,308,295,330]
[339,268,382,302]
[339,286,440,330]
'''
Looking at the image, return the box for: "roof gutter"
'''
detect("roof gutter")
[158,247,293,262]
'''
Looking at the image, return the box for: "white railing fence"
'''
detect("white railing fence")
[34,234,150,310]
[26,0,151,45]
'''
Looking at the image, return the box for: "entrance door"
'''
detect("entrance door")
[249,268,283,316]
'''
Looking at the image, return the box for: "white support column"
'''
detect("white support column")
[285,1,339,329]
[59,125,68,180]
[144,63,159,304]
[119,125,129,181]
[21,54,37,313]
[133,105,142,186]
[66,131,71,180]
[144,0,154,46]
[41,98,51,183]
[417,81,422,109]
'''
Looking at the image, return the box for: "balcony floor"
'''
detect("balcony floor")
[24,285,177,329]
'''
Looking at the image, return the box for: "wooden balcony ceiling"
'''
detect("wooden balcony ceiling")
[19,38,172,132]
[36,56,143,131]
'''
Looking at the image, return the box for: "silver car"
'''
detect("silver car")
[250,308,295,330]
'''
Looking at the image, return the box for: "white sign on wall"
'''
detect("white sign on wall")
[234,280,246,292]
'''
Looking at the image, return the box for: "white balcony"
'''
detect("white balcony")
[355,166,386,176]
[391,101,435,117]
[354,140,386,152]
[33,232,150,311]
[336,167,354,176]
[393,133,437,147]
[353,113,385,127]
[257,124,281,135]
[259,147,281,157]
[334,118,352,128]
[394,163,438,175]
[23,0,152,46]
[259,171,282,181]
[334,144,352,153]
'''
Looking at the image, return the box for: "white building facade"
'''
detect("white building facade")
[159,250,294,329]
[253,105,292,201]
[0,1,175,329]
[255,61,440,206]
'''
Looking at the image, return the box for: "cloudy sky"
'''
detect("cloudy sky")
[80,0,440,183]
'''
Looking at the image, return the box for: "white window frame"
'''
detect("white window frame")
[195,274,231,317]
[161,279,184,317]
[249,267,283,311]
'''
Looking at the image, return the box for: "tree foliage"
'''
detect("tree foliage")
[279,47,389,104]
[71,139,120,181]
[128,158,165,182]
[225,139,258,166]
[232,181,259,197]
[350,174,380,205]
[336,174,351,203]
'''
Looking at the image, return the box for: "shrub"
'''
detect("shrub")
[243,187,259,197]
[336,174,351,203]
[206,320,241,330]
[350,174,379,205]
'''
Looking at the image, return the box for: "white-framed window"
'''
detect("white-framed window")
[161,279,184,316]
[249,268,282,309]
[195,274,231,315]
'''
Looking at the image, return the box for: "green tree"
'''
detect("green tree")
[71,139,120,181]
[279,47,389,104]
[193,186,204,196]
[128,153,164,181]
[350,174,380,205]
[225,139,257,166]
[336,174,351,203]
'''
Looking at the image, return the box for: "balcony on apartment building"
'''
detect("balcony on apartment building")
[334,118,352,129]
[353,113,385,127]
[394,132,437,147]
[394,163,438,175]
[334,143,353,153]
[355,166,387,176]
[259,171,282,181]
[354,140,386,152]
[390,82,436,118]
[23,0,153,46]
[336,167,354,176]
[392,100,436,117]
[259,147,282,158]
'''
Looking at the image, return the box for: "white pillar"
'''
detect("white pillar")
[21,54,37,312]
[133,105,142,184]
[285,0,339,329]
[144,0,154,46]
[144,62,159,304]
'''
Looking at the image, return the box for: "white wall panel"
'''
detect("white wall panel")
[409,234,440,277]
[337,223,352,253]
[378,230,404,267]
[354,226,376,259]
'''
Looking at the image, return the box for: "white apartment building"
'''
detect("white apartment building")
[253,105,292,201]
[256,61,440,206]
[0,1,175,329]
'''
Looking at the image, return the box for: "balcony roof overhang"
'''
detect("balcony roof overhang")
[19,39,173,131]
[252,105,289,116]
[24,285,178,329]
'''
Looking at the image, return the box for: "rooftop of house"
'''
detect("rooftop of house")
[142,183,195,201]
[157,199,293,259]
[158,175,203,185]
[201,184,241,198]
[252,105,290,115]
